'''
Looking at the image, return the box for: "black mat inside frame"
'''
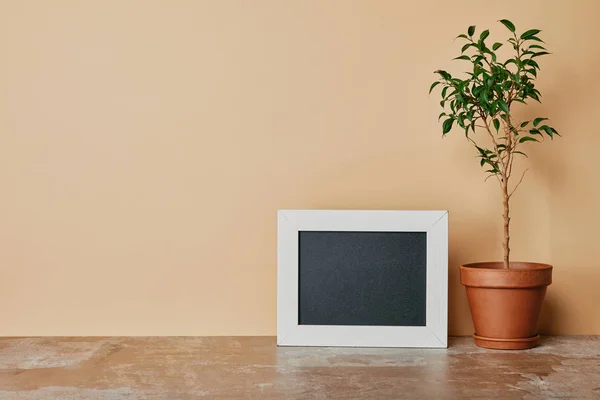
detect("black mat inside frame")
[298,231,427,327]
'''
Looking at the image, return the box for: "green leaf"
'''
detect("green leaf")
[520,121,530,128]
[519,136,539,143]
[481,91,489,105]
[533,117,548,127]
[480,29,490,41]
[529,91,541,102]
[456,34,469,40]
[513,151,528,158]
[442,118,454,134]
[435,70,451,80]
[453,55,471,61]
[493,118,500,131]
[529,44,546,50]
[531,51,550,58]
[461,43,474,53]
[492,42,503,50]
[498,101,510,114]
[523,59,540,69]
[429,81,441,94]
[441,86,448,98]
[468,25,476,37]
[526,36,545,43]
[438,112,446,121]
[529,129,541,135]
[540,125,555,138]
[520,29,541,39]
[499,19,515,32]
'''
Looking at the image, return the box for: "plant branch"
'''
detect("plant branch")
[465,134,502,185]
[508,168,529,198]
[480,116,507,169]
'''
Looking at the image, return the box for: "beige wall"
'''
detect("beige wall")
[0,0,598,336]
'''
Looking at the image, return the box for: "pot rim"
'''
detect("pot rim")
[461,261,552,271]
[460,261,552,288]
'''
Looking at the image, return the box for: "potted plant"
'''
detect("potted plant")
[429,20,558,349]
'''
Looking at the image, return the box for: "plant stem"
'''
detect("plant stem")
[502,174,510,269]
[502,111,515,269]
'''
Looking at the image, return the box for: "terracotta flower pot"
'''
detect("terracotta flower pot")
[460,262,552,350]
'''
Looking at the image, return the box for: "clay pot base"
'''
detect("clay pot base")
[473,333,540,350]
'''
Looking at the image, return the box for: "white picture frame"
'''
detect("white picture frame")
[277,209,448,348]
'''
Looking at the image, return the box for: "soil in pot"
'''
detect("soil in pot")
[460,262,552,350]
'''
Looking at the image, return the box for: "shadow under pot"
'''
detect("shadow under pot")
[460,262,553,350]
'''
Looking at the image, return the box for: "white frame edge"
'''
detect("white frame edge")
[277,210,448,348]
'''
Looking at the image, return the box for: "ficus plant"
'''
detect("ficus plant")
[429,19,559,269]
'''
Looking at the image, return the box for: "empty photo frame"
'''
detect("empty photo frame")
[277,210,448,348]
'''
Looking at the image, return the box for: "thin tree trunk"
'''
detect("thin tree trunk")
[502,175,510,269]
